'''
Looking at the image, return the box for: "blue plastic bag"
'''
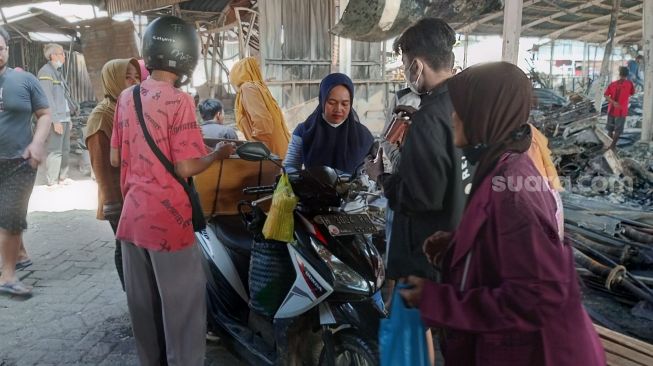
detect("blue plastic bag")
[379,285,430,366]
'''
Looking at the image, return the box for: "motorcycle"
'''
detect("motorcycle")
[195,142,386,366]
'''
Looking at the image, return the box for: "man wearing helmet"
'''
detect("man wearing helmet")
[109,16,235,365]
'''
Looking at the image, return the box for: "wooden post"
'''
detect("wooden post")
[210,31,218,98]
[202,33,209,84]
[20,39,26,69]
[382,40,388,111]
[501,0,523,64]
[643,0,653,142]
[583,41,589,89]
[549,40,555,87]
[592,0,621,112]
[463,33,469,68]
[338,0,352,76]
[235,9,245,58]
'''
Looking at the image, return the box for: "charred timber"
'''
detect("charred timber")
[330,0,502,42]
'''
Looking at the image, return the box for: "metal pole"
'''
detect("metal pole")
[592,0,621,112]
[642,0,653,142]
[501,0,523,64]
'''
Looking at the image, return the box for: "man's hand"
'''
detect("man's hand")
[214,141,236,160]
[394,105,418,118]
[22,141,47,168]
[399,276,426,308]
[423,231,453,265]
[53,122,64,135]
[363,149,384,182]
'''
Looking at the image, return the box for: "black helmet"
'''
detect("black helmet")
[142,16,199,87]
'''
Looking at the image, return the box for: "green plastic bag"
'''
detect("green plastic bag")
[262,174,298,242]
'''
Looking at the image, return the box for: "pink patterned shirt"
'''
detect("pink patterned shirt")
[111,78,205,251]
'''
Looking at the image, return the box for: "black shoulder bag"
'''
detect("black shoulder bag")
[132,85,206,232]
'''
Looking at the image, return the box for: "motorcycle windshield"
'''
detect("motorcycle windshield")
[288,166,341,209]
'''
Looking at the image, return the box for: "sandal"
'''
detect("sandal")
[16,258,32,270]
[0,281,32,296]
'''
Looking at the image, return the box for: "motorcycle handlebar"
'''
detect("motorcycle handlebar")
[243,185,276,195]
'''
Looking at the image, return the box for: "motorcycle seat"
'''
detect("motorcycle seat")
[211,215,253,252]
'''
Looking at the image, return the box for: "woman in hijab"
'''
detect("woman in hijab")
[85,58,140,289]
[400,62,605,366]
[229,57,290,158]
[284,73,374,175]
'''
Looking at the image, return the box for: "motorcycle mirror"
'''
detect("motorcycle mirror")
[236,142,271,162]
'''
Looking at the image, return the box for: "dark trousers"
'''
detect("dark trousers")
[109,221,124,290]
[46,123,71,185]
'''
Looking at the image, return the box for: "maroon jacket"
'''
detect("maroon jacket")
[419,153,605,366]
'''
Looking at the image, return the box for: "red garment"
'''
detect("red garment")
[419,153,605,366]
[111,79,206,252]
[604,79,635,117]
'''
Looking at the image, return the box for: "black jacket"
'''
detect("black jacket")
[380,84,472,279]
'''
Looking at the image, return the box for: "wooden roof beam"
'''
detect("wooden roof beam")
[595,2,643,16]
[614,28,643,43]
[544,3,643,40]
[522,0,605,31]
[456,0,540,33]
[578,19,642,41]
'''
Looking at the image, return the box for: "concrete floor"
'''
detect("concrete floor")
[0,164,245,366]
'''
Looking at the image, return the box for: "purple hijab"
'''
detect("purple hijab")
[295,73,374,174]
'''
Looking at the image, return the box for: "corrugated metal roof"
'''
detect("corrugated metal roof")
[0,0,103,7]
[1,7,76,41]
[105,0,186,15]
[102,0,236,15]
[179,0,232,13]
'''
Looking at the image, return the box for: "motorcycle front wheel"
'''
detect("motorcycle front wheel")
[318,331,379,366]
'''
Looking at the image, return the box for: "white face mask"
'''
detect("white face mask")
[322,112,345,127]
[52,60,63,69]
[405,59,424,95]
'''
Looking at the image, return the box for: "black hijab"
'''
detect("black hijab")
[447,62,532,195]
[296,73,374,174]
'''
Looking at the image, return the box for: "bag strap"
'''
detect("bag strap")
[132,85,195,196]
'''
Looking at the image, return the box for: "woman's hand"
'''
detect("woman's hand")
[399,276,426,307]
[214,141,236,160]
[363,149,384,182]
[423,231,453,265]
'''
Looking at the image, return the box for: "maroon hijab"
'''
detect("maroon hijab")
[447,62,532,195]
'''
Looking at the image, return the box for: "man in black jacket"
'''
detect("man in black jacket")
[366,18,472,281]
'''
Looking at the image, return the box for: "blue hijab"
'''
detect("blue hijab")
[295,73,374,174]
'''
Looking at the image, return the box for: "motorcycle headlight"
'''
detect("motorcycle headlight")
[310,238,370,295]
